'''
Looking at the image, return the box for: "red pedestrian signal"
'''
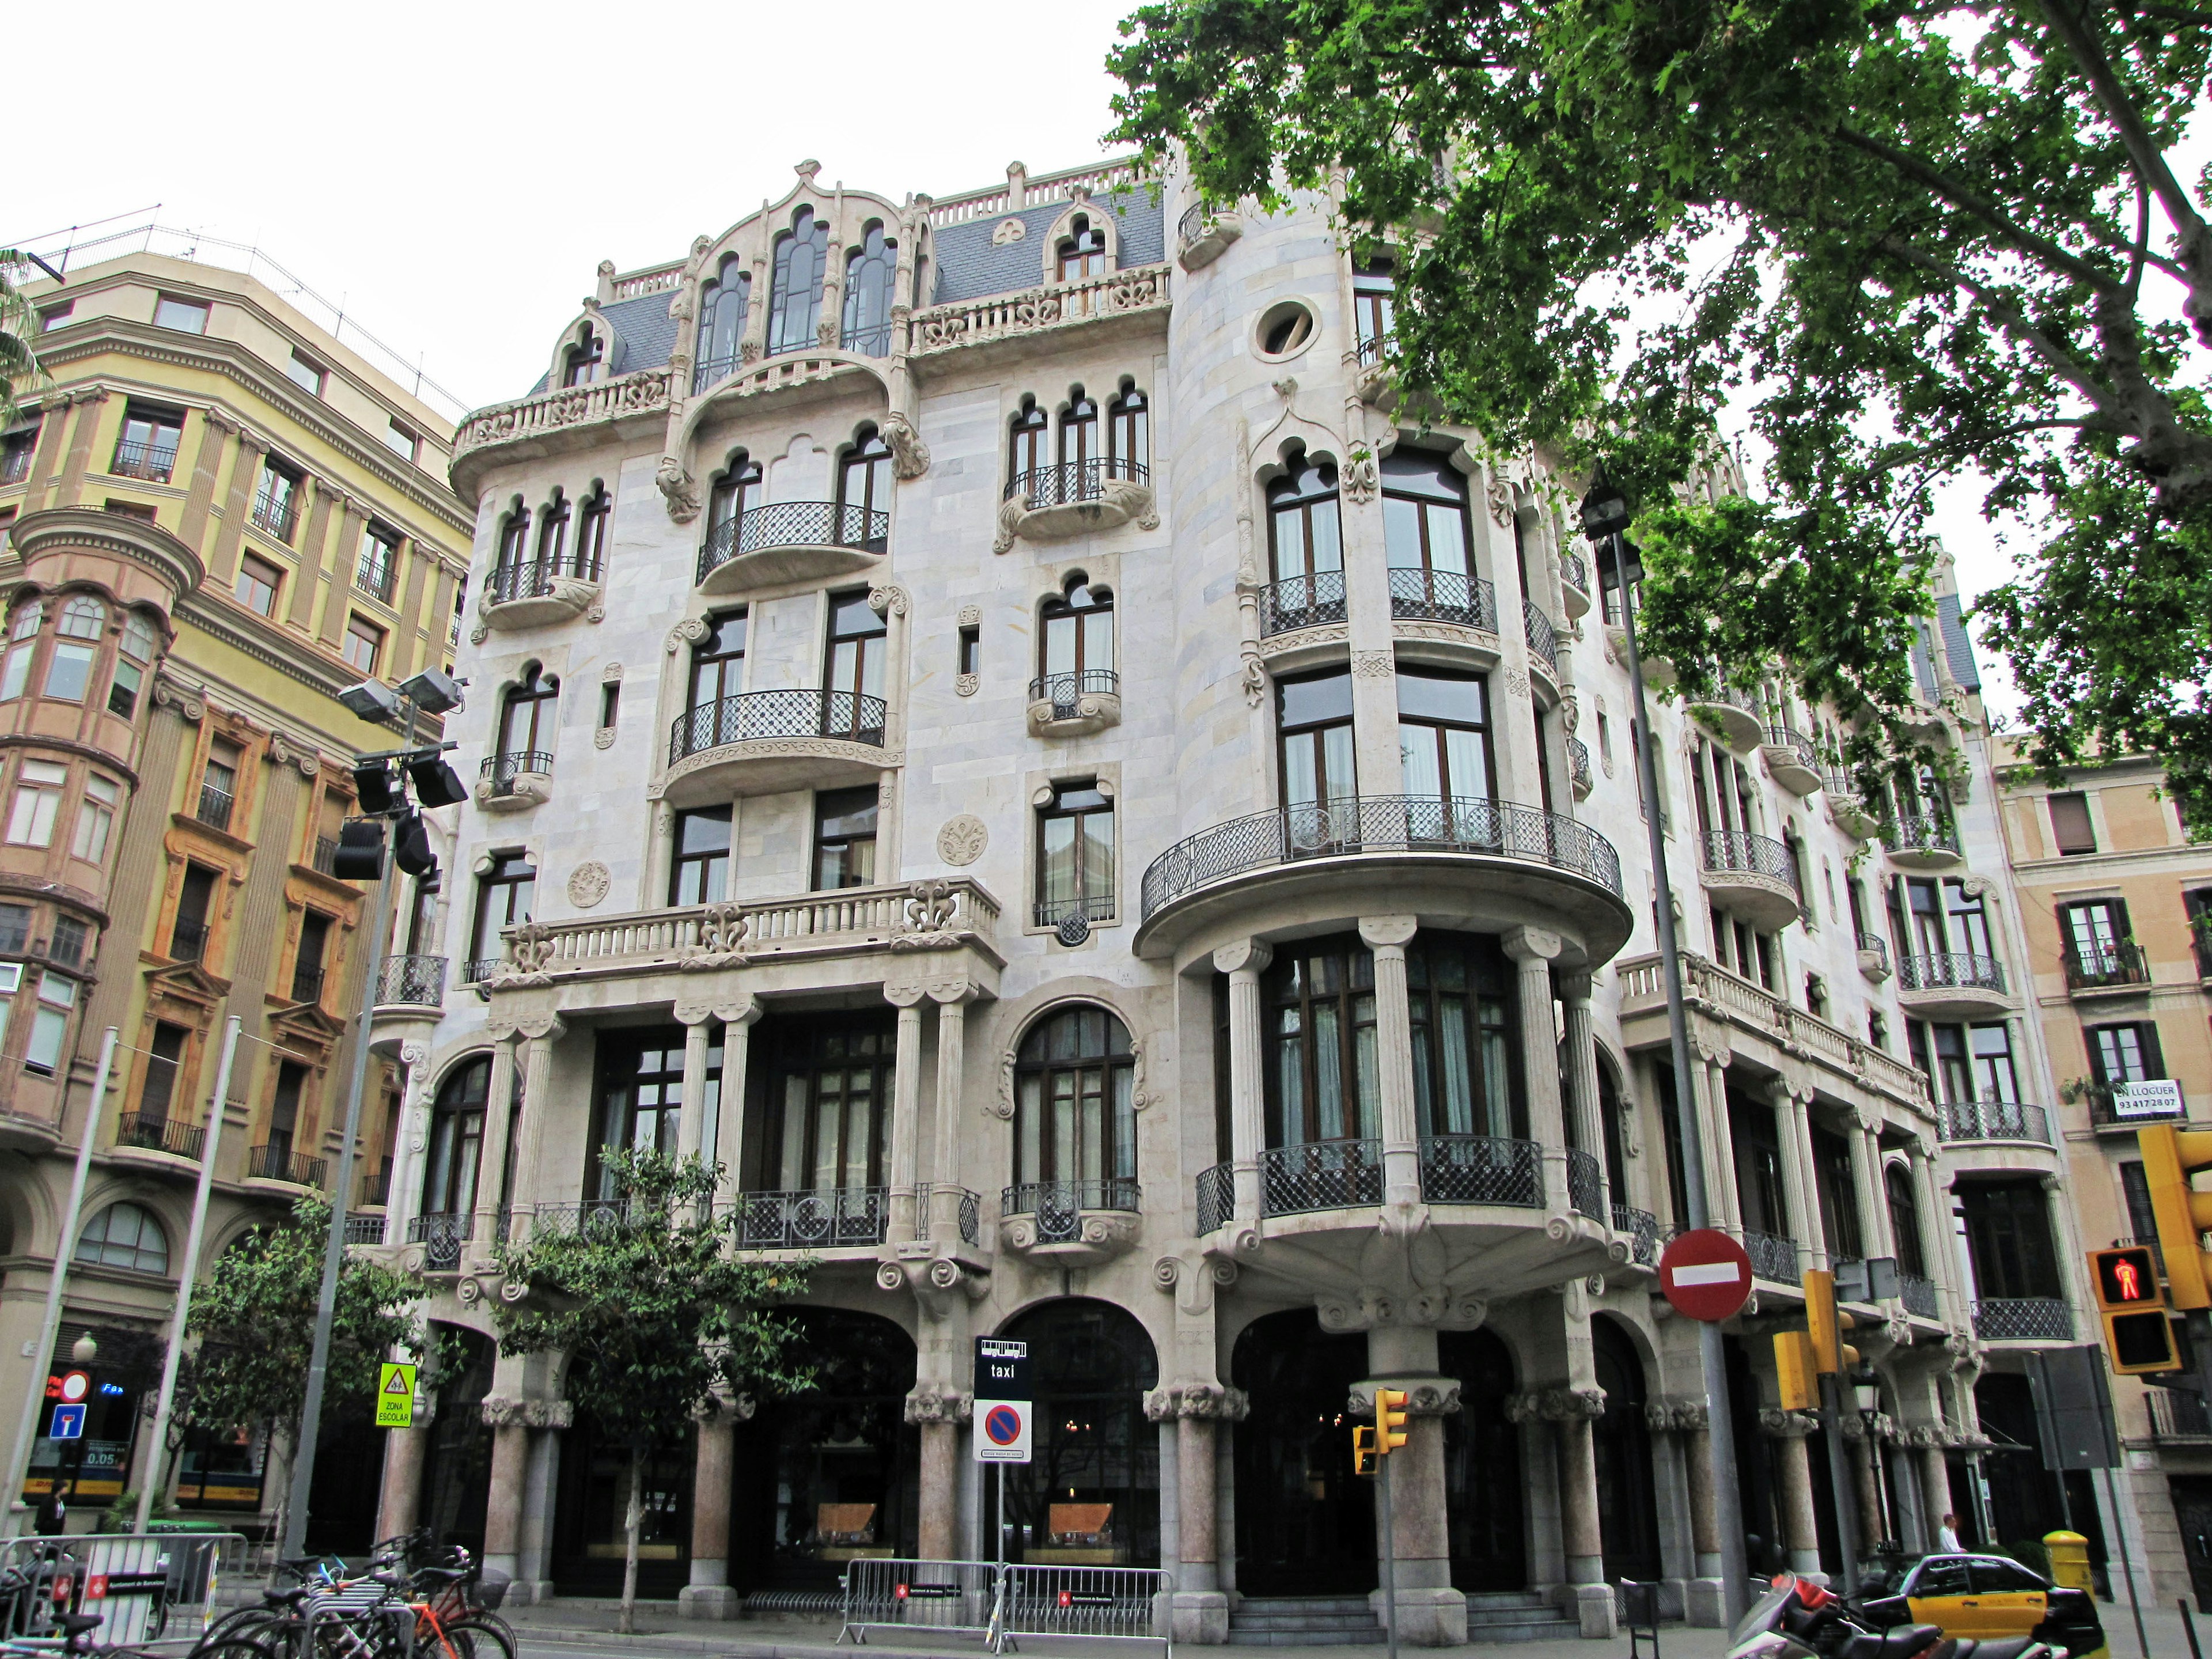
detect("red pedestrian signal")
[2088,1245,2182,1376]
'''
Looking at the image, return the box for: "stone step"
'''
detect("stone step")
[1234,1597,1380,1615]
[1460,1593,1554,1611]
[1226,1630,1386,1647]
[1232,1612,1389,1631]
[1459,1619,1586,1643]
[1465,1605,1574,1628]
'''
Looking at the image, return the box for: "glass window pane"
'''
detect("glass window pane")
[43,643,93,702]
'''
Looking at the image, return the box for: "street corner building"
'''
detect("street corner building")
[0,243,472,1525]
[28,160,2147,1633]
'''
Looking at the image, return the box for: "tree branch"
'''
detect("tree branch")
[1872,234,2118,413]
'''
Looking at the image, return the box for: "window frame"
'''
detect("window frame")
[811,785,881,892]
[1034,779,1115,929]
[1012,1005,1138,1191]
[342,613,385,675]
[153,295,210,335]
[669,805,733,906]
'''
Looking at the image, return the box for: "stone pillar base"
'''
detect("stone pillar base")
[1683,1577,1729,1628]
[504,1582,555,1608]
[1570,1582,1617,1639]
[1168,1590,1228,1643]
[1368,1586,1466,1647]
[677,1584,742,1620]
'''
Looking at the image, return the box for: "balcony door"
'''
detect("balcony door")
[1959,1178,2062,1301]
[420,1056,490,1222]
[1262,936,1379,1149]
[823,592,885,738]
[1276,669,1355,831]
[759,1016,895,1195]
[589,1028,721,1200]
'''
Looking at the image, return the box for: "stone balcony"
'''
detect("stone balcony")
[1884,814,1963,872]
[478,556,603,634]
[995,457,1156,551]
[1685,686,1763,753]
[999,1178,1142,1264]
[451,369,673,501]
[908,262,1171,377]
[476,751,552,814]
[1698,829,1802,930]
[662,688,891,805]
[1027,669,1121,737]
[695,499,888,594]
[1896,951,2011,1021]
[1760,727,1822,796]
[1177,203,1243,271]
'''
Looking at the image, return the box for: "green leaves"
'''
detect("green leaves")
[0,253,44,429]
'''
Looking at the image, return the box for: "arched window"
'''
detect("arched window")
[10,603,43,641]
[1013,1007,1136,1203]
[1107,384,1148,476]
[993,1300,1160,1567]
[496,664,559,766]
[58,596,105,639]
[535,491,571,569]
[495,499,528,574]
[840,222,896,357]
[421,1056,490,1221]
[767,207,831,358]
[1264,457,1346,630]
[1060,388,1099,472]
[1887,1163,1926,1277]
[707,453,762,546]
[575,484,611,581]
[1056,216,1107,282]
[1008,398,1049,488]
[1382,450,1478,622]
[697,255,752,389]
[562,325,603,387]
[77,1202,169,1274]
[1037,575,1114,703]
[836,429,893,549]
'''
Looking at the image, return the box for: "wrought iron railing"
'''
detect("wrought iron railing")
[376,953,446,1009]
[2088,1085,2185,1128]
[669,689,887,763]
[1388,567,1496,631]
[1029,669,1119,715]
[1033,891,1115,930]
[1142,794,1624,921]
[1263,1139,1383,1216]
[1567,737,1592,793]
[840,321,893,357]
[361,1168,391,1207]
[248,1142,327,1187]
[344,1215,387,1245]
[1003,456,1150,508]
[195,783,234,831]
[1899,1272,1938,1319]
[487,552,602,605]
[1744,1228,1800,1282]
[1002,1179,1141,1243]
[1567,1147,1604,1218]
[111,440,176,483]
[731,1187,888,1250]
[1176,202,1212,248]
[462,957,503,985]
[692,354,740,395]
[1523,600,1559,669]
[113,1113,204,1161]
[1690,683,1761,718]
[1419,1135,1541,1207]
[2149,1389,2212,1441]
[357,546,396,601]
[1763,725,1815,763]
[171,916,209,961]
[1196,1162,1233,1235]
[925,1186,982,1247]
[290,964,325,1005]
[1259,569,1347,635]
[1560,550,1589,594]
[313,835,341,876]
[480,751,554,796]
[1613,1205,1661,1265]
[1885,813,1960,858]
[1355,333,1386,366]
[1972,1297,2073,1342]
[2063,941,2150,991]
[408,1210,472,1270]
[1900,952,2008,996]
[1702,828,1798,887]
[695,499,890,585]
[1856,931,1890,974]
[1,446,31,487]
[251,487,296,541]
[1937,1100,2051,1145]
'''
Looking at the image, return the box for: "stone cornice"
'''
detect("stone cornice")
[10,506,206,600]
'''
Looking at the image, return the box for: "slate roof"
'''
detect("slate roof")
[1936,593,1982,691]
[928,187,1166,304]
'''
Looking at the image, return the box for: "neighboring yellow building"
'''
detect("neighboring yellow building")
[0,248,469,1529]
[1994,737,2212,1608]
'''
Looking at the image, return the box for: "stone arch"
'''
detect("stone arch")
[543,306,624,391]
[1039,198,1120,284]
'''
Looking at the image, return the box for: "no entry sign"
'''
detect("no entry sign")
[1659,1228,1754,1322]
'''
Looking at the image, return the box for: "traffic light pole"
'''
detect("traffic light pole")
[1377,1452,1398,1659]
[1817,1372,1862,1595]
[1618,541,1752,1621]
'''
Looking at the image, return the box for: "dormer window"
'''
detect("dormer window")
[561,326,603,387]
[1056,217,1107,282]
[697,256,752,389]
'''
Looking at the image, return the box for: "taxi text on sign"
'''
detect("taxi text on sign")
[1657,1228,1754,1323]
[376,1362,418,1429]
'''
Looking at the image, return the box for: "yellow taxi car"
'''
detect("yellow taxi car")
[1859,1552,2106,1657]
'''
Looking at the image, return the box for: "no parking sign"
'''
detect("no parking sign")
[973,1337,1032,1463]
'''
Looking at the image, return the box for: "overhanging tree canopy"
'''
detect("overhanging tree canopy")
[1107,0,2212,817]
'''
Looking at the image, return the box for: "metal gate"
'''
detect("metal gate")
[841,1559,1171,1656]
[0,1532,250,1650]
[999,1563,1169,1648]
[841,1558,1001,1642]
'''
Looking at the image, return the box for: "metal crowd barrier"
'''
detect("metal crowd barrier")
[841,1558,1172,1657]
[0,1531,251,1650]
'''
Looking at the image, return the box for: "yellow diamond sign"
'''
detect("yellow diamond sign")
[376,1362,417,1429]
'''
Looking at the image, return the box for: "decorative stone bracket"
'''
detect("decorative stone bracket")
[1001,1205,1141,1265]
[1143,1378,1250,1422]
[1503,1386,1605,1423]
[479,1396,576,1430]
[906,1382,974,1425]
[1348,1377,1463,1418]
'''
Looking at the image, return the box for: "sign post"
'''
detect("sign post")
[375,1362,417,1429]
[974,1338,1032,1577]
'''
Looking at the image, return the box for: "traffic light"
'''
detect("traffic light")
[1774,1331,1817,1411]
[1802,1270,1859,1375]
[1351,1426,1379,1476]
[1374,1387,1409,1456]
[2137,1124,2212,1309]
[330,817,386,881]
[2088,1244,2182,1374]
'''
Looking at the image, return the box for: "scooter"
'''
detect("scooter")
[1728,1572,2059,1659]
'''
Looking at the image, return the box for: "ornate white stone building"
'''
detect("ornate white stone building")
[357,155,2129,1638]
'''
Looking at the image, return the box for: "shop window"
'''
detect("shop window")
[76,1202,169,1274]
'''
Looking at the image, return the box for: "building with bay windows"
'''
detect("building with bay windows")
[354,154,2127,1638]
[0,246,470,1528]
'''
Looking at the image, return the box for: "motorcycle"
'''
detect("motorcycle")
[1728,1572,2059,1659]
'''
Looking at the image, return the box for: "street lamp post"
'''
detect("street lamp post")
[1582,471,1752,1624]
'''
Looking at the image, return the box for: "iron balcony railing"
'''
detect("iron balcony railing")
[361,1167,392,1207]
[357,547,396,602]
[1033,890,1113,930]
[1702,828,1799,888]
[480,751,554,797]
[290,964,324,1005]
[695,499,889,586]
[669,689,887,764]
[1560,550,1589,594]
[1196,1163,1234,1235]
[376,953,446,1009]
[344,1215,387,1245]
[248,1142,327,1188]
[487,551,603,605]
[924,1185,982,1248]
[1263,1139,1384,1216]
[1523,600,1559,670]
[1690,683,1761,718]
[841,321,893,357]
[1,446,32,487]
[1355,332,1387,366]
[113,1113,204,1161]
[1972,1297,2073,1342]
[2149,1389,2212,1442]
[250,486,296,541]
[1567,737,1592,793]
[1613,1205,1661,1266]
[1764,726,1817,767]
[1003,1179,1141,1243]
[1029,669,1119,715]
[1937,1100,2051,1145]
[1566,1147,1604,1218]
[1885,813,1960,858]
[1744,1228,1800,1283]
[408,1210,472,1271]
[1900,952,2008,997]
[1388,566,1497,631]
[1141,794,1624,922]
[1857,931,1891,974]
[732,1187,887,1251]
[1259,569,1348,635]
[1899,1272,1939,1319]
[693,354,740,395]
[2064,941,2150,991]
[1421,1135,1542,1207]
[171,916,209,962]
[1176,202,1213,248]
[110,440,177,483]
[195,783,234,831]
[463,957,503,985]
[1003,456,1150,509]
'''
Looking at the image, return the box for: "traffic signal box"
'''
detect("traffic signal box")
[1774,1331,1818,1411]
[1801,1270,1859,1375]
[1351,1388,1411,1476]
[2088,1244,2181,1375]
[2138,1124,2212,1309]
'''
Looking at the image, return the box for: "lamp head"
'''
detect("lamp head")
[70,1332,98,1365]
[398,667,465,716]
[1578,467,1633,541]
[338,679,402,722]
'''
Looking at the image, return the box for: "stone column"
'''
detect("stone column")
[675,1010,714,1162]
[1766,1079,1816,1275]
[1848,1424,1885,1550]
[929,985,972,1246]
[1145,1381,1245,1643]
[1763,1410,1822,1575]
[376,1419,430,1541]
[1702,1049,1743,1233]
[384,1041,431,1243]
[1547,1388,1616,1639]
[472,1036,521,1251]
[907,1384,971,1563]
[1679,1405,1728,1623]
[480,1404,531,1579]
[713,997,762,1190]
[1503,927,1569,1215]
[1360,916,1422,1206]
[510,1017,564,1220]
[1213,940,1272,1227]
[679,1403,740,1619]
[1559,970,1610,1220]
[1911,1143,1959,1325]
[1919,1441,1955,1541]
[516,1414,568,1606]
[885,983,927,1241]
[207,431,266,585]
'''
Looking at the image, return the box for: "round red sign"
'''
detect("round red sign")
[1658,1228,1754,1322]
[56,1370,90,1404]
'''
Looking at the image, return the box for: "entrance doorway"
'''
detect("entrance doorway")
[1441,1327,1524,1590]
[1232,1309,1375,1595]
[1590,1317,1662,1582]
[418,1325,493,1557]
[2171,1477,2212,1613]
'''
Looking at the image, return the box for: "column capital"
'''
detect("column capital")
[1349,1377,1462,1418]
[928,978,977,1006]
[673,1003,719,1027]
[904,1382,973,1424]
[1559,969,1595,1003]
[1212,938,1273,976]
[1143,1379,1250,1422]
[884,978,930,1009]
[1758,1407,1821,1438]
[1501,925,1563,965]
[1357,914,1418,951]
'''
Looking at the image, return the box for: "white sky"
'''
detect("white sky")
[13,0,2199,722]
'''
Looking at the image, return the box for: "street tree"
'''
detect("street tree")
[493,1150,810,1633]
[1108,0,2212,817]
[0,251,44,425]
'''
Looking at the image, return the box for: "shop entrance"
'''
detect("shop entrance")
[1232,1309,1375,1596]
[1441,1326,1525,1590]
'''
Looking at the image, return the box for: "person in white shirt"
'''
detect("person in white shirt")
[1937,1514,1964,1552]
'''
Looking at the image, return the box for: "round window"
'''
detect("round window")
[1253,298,1319,362]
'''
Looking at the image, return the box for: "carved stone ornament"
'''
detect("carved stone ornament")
[1143,1380,1251,1422]
[682,902,751,970]
[266,731,321,778]
[1348,1378,1463,1419]
[1759,1407,1821,1438]
[594,726,616,749]
[905,1383,975,1424]
[955,673,979,698]
[1487,475,1514,527]
[656,456,702,524]
[882,411,931,479]
[992,1048,1017,1119]
[153,675,206,724]
[1342,446,1380,505]
[666,616,710,654]
[892,879,962,950]
[867,583,910,619]
[937,815,988,867]
[567,861,611,909]
[1505,669,1531,699]
[1241,653,1268,707]
[991,218,1028,245]
[1351,650,1395,679]
[494,922,559,987]
[957,604,981,627]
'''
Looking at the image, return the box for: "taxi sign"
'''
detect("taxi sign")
[1658,1228,1754,1323]
[376,1362,418,1428]
[974,1397,1032,1463]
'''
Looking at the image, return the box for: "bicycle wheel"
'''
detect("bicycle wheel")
[436,1616,516,1659]
[189,1638,283,1659]
[192,1605,285,1654]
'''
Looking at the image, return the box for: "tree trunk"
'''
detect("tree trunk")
[620,1445,643,1635]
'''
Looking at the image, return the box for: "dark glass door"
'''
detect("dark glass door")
[1590,1318,1662,1582]
[1440,1327,1524,1590]
[1232,1309,1375,1594]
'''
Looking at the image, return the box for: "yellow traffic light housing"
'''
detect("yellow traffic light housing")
[1802,1270,1859,1374]
[2138,1125,2212,1310]
[1774,1331,1817,1411]
[1375,1387,1409,1456]
[2088,1244,2183,1375]
[1351,1426,1379,1476]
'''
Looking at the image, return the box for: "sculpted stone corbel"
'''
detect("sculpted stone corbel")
[666,616,710,655]
[1143,1379,1251,1422]
[1348,1378,1463,1418]
[266,732,322,778]
[1758,1407,1821,1438]
[904,1382,973,1425]
[656,456,702,523]
[1153,1252,1237,1317]
[152,675,206,724]
[882,411,931,479]
[867,584,910,619]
